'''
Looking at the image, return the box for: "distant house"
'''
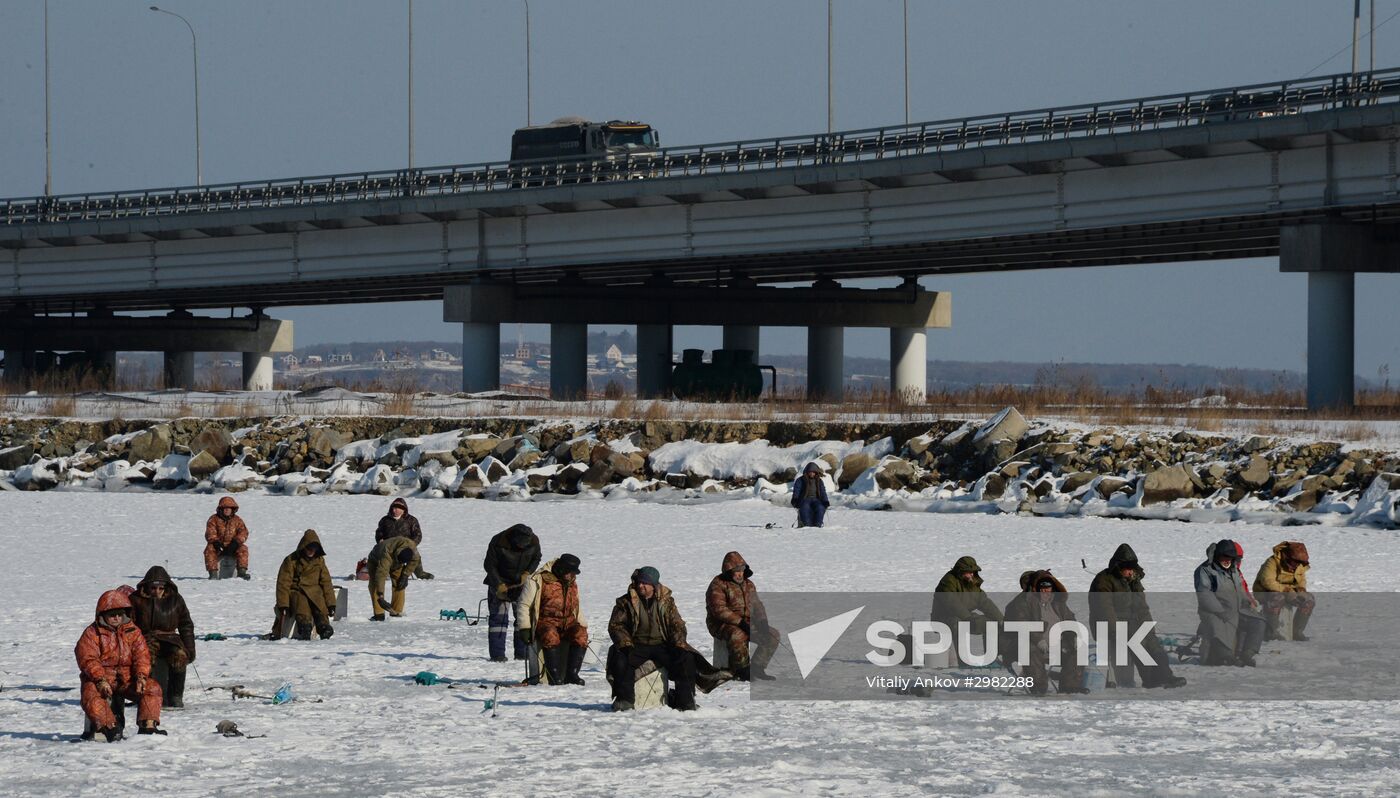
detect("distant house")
[280,354,300,369]
[305,355,323,366]
[431,349,454,362]
[329,352,353,363]
[605,344,624,366]
[515,342,531,360]
[372,349,388,363]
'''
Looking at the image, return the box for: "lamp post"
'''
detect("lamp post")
[44,0,52,196]
[408,0,414,169]
[149,5,201,186]
[524,0,532,126]
[903,0,909,126]
[817,0,828,133]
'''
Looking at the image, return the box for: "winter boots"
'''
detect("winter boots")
[237,568,251,581]
[733,665,774,682]
[166,669,186,709]
[208,570,218,580]
[541,646,567,686]
[565,646,586,686]
[138,721,167,736]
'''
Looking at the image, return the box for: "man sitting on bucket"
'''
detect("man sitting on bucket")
[517,553,588,685]
[607,566,730,712]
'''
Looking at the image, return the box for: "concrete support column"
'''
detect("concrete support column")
[550,322,588,400]
[636,324,673,399]
[722,325,760,357]
[164,351,195,390]
[242,352,274,391]
[91,351,118,388]
[1306,271,1355,410]
[890,327,927,403]
[3,350,36,387]
[461,322,501,393]
[806,326,844,402]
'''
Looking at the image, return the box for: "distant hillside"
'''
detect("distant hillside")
[113,341,1358,394]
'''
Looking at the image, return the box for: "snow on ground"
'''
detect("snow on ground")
[1,491,1397,796]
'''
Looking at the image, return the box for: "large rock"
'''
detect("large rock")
[579,462,614,490]
[458,435,502,464]
[972,407,1029,453]
[306,427,348,461]
[187,450,222,479]
[1142,465,1195,505]
[873,458,917,491]
[839,452,878,487]
[0,444,35,471]
[128,424,173,463]
[1238,455,1271,488]
[191,427,234,464]
[1096,476,1133,499]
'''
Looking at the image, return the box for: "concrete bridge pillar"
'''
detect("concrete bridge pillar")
[722,325,760,358]
[164,351,195,390]
[550,322,588,400]
[91,350,118,388]
[1277,222,1399,410]
[890,327,927,403]
[636,324,673,398]
[1305,271,1355,410]
[3,349,36,387]
[242,352,274,391]
[461,322,501,393]
[806,326,844,401]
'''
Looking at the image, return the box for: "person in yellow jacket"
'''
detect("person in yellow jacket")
[1253,541,1313,641]
[367,536,419,621]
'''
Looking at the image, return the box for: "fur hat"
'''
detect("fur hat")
[552,553,581,577]
[634,566,660,586]
[1286,541,1310,565]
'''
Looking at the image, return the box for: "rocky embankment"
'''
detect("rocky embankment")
[3,408,1399,527]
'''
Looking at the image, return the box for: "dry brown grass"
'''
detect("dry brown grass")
[211,398,259,418]
[42,395,77,417]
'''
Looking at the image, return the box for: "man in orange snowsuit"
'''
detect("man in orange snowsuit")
[205,496,251,579]
[75,589,165,741]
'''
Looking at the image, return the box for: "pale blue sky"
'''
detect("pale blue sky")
[3,1,1399,375]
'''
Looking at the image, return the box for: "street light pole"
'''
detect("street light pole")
[524,0,532,126]
[149,6,201,186]
[902,0,909,126]
[44,0,52,196]
[408,0,414,170]
[817,0,828,133]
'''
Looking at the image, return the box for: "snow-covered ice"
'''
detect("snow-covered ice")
[0,491,1397,796]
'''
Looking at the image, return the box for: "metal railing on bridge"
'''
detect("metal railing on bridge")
[6,68,1400,227]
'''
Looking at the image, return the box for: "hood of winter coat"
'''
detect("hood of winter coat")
[1275,541,1309,566]
[94,588,133,620]
[137,565,178,595]
[1205,540,1241,570]
[721,551,752,580]
[387,497,409,517]
[217,496,239,513]
[953,555,981,575]
[296,529,326,558]
[1107,543,1143,577]
[802,461,823,475]
[1018,569,1066,593]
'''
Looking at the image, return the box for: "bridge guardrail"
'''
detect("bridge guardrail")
[5,69,1399,227]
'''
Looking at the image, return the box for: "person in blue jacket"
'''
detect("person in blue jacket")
[790,462,830,528]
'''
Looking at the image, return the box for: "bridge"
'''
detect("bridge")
[4,68,1400,406]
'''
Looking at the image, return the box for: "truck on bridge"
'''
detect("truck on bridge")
[509,117,660,183]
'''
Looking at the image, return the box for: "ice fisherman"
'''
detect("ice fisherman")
[1001,570,1088,695]
[204,496,250,580]
[705,551,779,681]
[270,529,337,640]
[1088,543,1187,688]
[483,524,541,661]
[790,462,830,528]
[516,553,588,685]
[375,497,433,580]
[1254,541,1314,641]
[367,536,419,621]
[76,589,166,740]
[130,566,196,708]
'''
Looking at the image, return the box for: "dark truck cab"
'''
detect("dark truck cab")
[509,118,660,183]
